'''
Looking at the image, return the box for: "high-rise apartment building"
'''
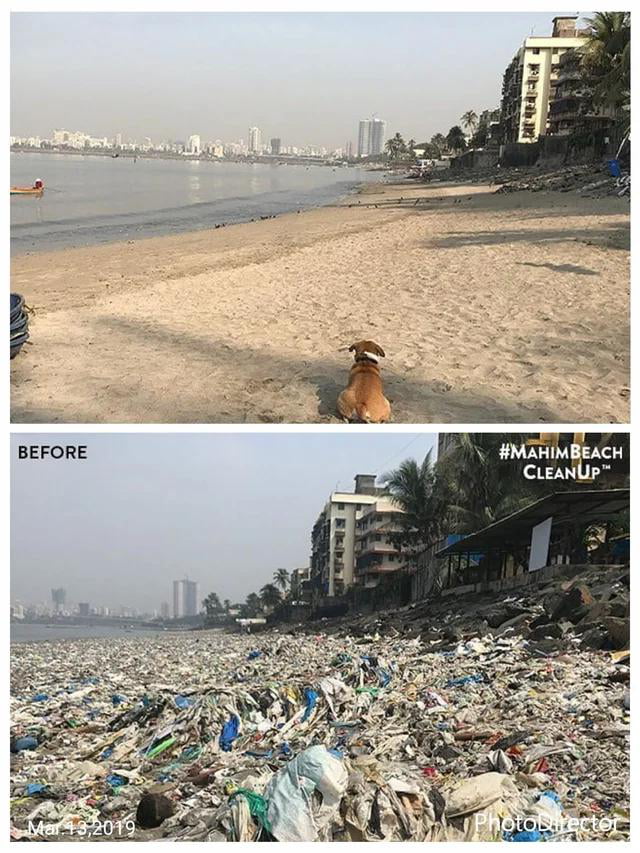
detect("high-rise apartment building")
[270,137,281,155]
[310,475,384,596]
[354,498,406,588]
[357,120,370,157]
[357,118,386,158]
[369,118,387,156]
[499,16,587,144]
[51,587,66,613]
[173,578,199,618]
[186,134,201,155]
[248,126,262,153]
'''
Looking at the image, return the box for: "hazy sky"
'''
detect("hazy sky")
[11,432,436,610]
[10,11,583,147]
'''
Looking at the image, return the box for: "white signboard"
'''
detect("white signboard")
[528,516,553,572]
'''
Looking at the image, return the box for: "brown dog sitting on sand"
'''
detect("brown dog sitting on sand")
[337,340,391,423]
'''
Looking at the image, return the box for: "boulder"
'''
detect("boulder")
[549,584,594,623]
[601,617,630,649]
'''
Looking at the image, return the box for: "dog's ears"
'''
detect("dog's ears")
[374,344,386,358]
[348,343,357,352]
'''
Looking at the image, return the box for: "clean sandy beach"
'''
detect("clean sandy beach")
[11,181,630,424]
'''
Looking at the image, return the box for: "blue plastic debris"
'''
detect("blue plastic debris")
[111,694,125,706]
[12,736,38,752]
[25,783,48,796]
[245,748,274,759]
[504,829,543,842]
[174,695,194,710]
[32,693,48,702]
[219,714,240,752]
[247,650,262,660]
[445,674,485,688]
[377,669,392,687]
[106,773,128,788]
[301,687,318,722]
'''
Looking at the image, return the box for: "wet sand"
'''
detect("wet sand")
[11,181,630,423]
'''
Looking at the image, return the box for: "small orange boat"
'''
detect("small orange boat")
[11,179,44,196]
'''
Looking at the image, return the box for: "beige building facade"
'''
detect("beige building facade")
[500,17,587,144]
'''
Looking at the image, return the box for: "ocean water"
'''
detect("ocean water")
[10,623,165,644]
[10,152,378,254]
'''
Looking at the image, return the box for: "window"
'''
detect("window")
[337,503,344,510]
[375,534,382,541]
[336,519,345,528]
[355,503,361,510]
[532,47,540,54]
[552,48,559,54]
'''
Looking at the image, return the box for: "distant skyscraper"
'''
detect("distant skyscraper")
[51,587,66,613]
[270,137,281,155]
[346,141,353,159]
[357,120,371,157]
[369,119,387,157]
[78,602,90,617]
[160,601,170,619]
[248,126,261,153]
[187,134,201,155]
[357,118,387,158]
[173,578,199,618]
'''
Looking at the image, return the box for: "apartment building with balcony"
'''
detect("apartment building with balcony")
[547,48,618,138]
[354,497,406,588]
[499,17,587,144]
[310,475,382,597]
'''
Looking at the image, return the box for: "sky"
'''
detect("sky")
[11,432,436,611]
[10,11,585,148]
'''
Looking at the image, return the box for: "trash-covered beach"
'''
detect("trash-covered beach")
[11,572,630,842]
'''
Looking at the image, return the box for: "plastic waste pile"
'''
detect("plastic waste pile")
[10,619,629,842]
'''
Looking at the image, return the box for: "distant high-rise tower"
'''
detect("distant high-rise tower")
[51,587,66,613]
[357,120,371,157]
[173,578,199,618]
[187,134,201,155]
[369,118,387,156]
[270,137,281,155]
[357,118,387,158]
[248,127,262,154]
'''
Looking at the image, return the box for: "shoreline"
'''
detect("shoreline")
[10,176,382,257]
[11,180,629,424]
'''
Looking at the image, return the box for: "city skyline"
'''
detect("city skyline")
[10,11,579,148]
[11,433,435,610]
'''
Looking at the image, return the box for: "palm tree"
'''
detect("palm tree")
[382,450,449,559]
[438,434,540,534]
[202,592,222,621]
[384,132,407,161]
[406,138,417,157]
[243,592,262,616]
[273,568,289,596]
[259,583,282,610]
[430,133,447,156]
[223,598,231,613]
[460,110,478,134]
[581,12,630,110]
[445,125,467,153]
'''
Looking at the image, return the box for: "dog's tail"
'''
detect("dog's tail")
[356,403,371,423]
